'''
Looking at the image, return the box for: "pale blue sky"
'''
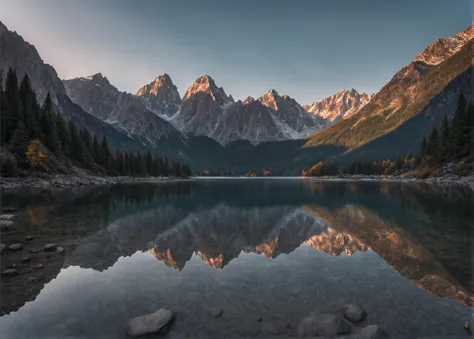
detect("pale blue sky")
[1,0,472,104]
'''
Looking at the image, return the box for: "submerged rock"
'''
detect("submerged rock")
[8,243,22,251]
[0,214,17,220]
[126,308,174,338]
[29,248,43,253]
[210,307,223,318]
[21,255,32,263]
[44,243,57,252]
[297,313,351,337]
[3,269,18,277]
[0,220,14,229]
[465,317,474,335]
[353,325,382,339]
[56,246,65,254]
[341,303,366,323]
[25,236,34,241]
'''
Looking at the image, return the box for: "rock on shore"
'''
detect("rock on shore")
[0,174,173,189]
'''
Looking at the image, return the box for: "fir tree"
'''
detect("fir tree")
[439,115,451,163]
[41,93,61,155]
[427,126,440,162]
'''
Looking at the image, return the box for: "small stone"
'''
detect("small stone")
[341,303,366,323]
[0,214,17,220]
[0,243,6,253]
[355,325,382,339]
[56,246,65,254]
[28,274,44,283]
[22,255,32,263]
[31,264,44,269]
[8,264,17,268]
[126,308,174,338]
[261,322,279,336]
[465,317,474,335]
[254,315,263,322]
[29,248,43,253]
[8,243,22,251]
[3,269,18,277]
[210,307,223,318]
[44,243,57,252]
[0,220,14,229]
[26,236,34,241]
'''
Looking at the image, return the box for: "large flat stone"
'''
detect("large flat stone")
[126,308,174,338]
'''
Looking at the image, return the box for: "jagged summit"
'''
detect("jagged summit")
[414,23,474,65]
[183,75,231,105]
[243,96,255,104]
[135,73,181,117]
[304,89,371,122]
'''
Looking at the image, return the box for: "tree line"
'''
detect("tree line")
[1,68,191,177]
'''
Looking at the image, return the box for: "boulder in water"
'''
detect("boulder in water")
[44,243,57,252]
[126,308,174,338]
[297,313,351,336]
[8,243,22,251]
[341,303,366,323]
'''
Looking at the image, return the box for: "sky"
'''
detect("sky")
[0,0,472,104]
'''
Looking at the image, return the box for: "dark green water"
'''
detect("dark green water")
[0,179,473,338]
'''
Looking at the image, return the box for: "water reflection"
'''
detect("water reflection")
[1,180,473,338]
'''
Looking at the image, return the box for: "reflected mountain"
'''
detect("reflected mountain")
[63,202,473,307]
[2,180,472,317]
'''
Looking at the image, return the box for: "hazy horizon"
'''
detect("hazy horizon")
[1,0,472,104]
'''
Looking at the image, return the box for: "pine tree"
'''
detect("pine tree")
[68,120,85,163]
[41,93,61,155]
[3,67,21,143]
[56,114,71,157]
[100,136,110,168]
[427,126,440,162]
[10,121,30,160]
[450,94,469,160]
[92,134,101,163]
[439,115,451,163]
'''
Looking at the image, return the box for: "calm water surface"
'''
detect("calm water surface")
[0,179,473,338]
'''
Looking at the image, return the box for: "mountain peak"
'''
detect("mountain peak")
[243,96,255,104]
[413,23,474,66]
[305,89,371,122]
[0,21,7,37]
[135,73,181,117]
[183,75,230,105]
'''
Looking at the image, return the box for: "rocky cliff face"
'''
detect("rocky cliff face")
[135,73,181,118]
[170,76,328,145]
[304,89,371,122]
[63,73,185,147]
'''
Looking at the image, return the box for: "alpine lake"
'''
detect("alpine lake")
[0,178,473,338]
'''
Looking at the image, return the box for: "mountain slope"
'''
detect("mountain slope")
[0,21,147,152]
[63,73,186,148]
[304,89,371,122]
[304,24,474,150]
[135,73,181,118]
[339,67,473,164]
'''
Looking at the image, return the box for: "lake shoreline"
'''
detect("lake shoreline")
[0,173,183,190]
[2,172,473,190]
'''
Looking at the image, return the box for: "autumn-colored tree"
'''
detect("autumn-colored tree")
[25,140,48,171]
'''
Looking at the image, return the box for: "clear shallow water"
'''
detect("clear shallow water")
[0,179,473,338]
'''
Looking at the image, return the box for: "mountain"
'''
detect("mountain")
[304,23,474,150]
[0,21,147,152]
[259,89,328,137]
[170,76,328,145]
[171,75,234,139]
[63,73,186,148]
[135,73,181,118]
[304,89,371,122]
